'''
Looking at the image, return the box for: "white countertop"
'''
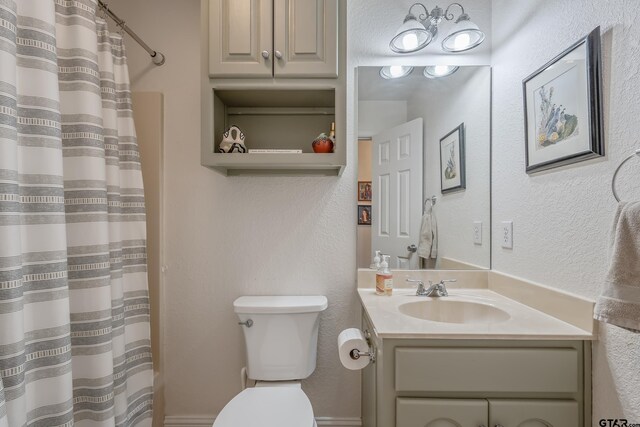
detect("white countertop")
[358,288,595,340]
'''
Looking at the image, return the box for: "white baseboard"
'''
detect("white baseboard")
[164,415,361,427]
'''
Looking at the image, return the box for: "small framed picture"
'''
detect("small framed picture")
[440,123,466,194]
[358,181,372,201]
[523,27,604,173]
[358,205,371,226]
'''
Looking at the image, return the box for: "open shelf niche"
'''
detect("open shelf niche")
[202,88,344,176]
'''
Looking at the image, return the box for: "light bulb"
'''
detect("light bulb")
[380,66,413,79]
[389,66,404,78]
[433,65,449,76]
[423,65,458,79]
[454,33,471,50]
[402,33,419,51]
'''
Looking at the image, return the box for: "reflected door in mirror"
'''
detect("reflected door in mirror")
[372,119,423,269]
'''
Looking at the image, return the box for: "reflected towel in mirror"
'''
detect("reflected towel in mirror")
[417,205,437,260]
[594,201,640,332]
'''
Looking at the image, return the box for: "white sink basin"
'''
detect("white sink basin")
[399,299,511,324]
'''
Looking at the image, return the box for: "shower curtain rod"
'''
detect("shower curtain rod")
[97,1,166,66]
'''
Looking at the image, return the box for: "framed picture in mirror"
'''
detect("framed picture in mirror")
[358,205,371,226]
[440,123,466,193]
[358,181,372,201]
[523,27,604,173]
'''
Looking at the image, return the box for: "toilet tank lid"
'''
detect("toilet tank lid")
[234,296,328,314]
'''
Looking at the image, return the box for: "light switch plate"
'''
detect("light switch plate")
[502,221,513,249]
[473,221,482,245]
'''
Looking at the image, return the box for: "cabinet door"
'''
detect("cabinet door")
[397,398,488,427]
[273,0,338,77]
[209,0,273,77]
[361,354,376,427]
[490,400,579,427]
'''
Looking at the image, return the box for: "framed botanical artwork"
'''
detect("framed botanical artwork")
[440,123,466,194]
[358,181,372,201]
[357,205,371,226]
[523,27,604,173]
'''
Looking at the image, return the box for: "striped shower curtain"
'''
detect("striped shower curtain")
[0,1,153,426]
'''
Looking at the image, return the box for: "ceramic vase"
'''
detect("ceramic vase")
[312,133,334,153]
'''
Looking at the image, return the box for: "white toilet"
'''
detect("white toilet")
[213,295,328,427]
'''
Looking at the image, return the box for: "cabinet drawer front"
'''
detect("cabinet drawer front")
[395,347,579,393]
[490,399,579,427]
[397,398,487,427]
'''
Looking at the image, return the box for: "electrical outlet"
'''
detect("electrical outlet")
[473,221,482,245]
[502,221,513,249]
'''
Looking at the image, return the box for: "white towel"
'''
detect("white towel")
[594,201,640,332]
[417,205,437,259]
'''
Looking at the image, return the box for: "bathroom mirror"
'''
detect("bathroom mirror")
[356,66,491,270]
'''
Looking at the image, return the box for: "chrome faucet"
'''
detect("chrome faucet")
[406,278,457,297]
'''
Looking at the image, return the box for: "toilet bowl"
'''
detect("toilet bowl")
[213,382,316,427]
[212,296,328,427]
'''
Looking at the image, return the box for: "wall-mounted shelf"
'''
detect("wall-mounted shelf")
[202,88,345,176]
[206,152,343,176]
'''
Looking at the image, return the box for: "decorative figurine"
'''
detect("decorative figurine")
[312,132,334,153]
[219,125,247,153]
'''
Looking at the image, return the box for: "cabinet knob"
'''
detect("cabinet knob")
[261,50,270,60]
[274,50,283,59]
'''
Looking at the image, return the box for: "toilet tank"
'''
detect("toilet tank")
[234,296,328,381]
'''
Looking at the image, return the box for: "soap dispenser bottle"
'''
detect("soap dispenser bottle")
[370,250,381,269]
[376,255,393,296]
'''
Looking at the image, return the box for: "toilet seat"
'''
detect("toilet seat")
[213,386,315,427]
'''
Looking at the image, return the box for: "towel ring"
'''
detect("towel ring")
[424,196,437,212]
[612,149,640,202]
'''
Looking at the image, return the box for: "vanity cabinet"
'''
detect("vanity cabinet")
[396,398,487,427]
[396,398,579,427]
[361,315,592,427]
[490,399,580,427]
[209,0,338,78]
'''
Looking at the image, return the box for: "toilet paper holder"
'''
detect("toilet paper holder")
[349,349,376,363]
[348,329,376,363]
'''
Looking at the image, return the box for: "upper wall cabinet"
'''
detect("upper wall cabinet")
[209,0,338,78]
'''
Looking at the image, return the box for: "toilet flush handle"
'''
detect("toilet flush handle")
[238,319,253,328]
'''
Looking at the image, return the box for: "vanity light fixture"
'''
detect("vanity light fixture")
[389,13,432,53]
[423,65,459,78]
[389,2,485,54]
[379,65,414,79]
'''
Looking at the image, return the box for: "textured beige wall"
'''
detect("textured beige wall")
[491,0,640,419]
